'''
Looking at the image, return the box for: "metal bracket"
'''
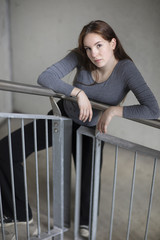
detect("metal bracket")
[50,96,62,117]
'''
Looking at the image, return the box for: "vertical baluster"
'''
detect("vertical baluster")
[8,118,18,239]
[74,131,83,239]
[45,119,50,234]
[90,138,101,240]
[144,158,157,240]
[109,145,118,240]
[33,119,41,236]
[126,152,137,240]
[21,118,30,239]
[52,120,64,240]
[0,187,5,240]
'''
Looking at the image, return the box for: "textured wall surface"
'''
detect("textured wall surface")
[9,0,160,113]
[0,0,12,117]
[3,0,160,146]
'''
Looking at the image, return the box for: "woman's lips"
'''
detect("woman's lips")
[94,59,102,63]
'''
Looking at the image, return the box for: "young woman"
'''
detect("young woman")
[0,20,159,238]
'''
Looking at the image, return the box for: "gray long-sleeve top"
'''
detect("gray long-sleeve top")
[38,51,160,126]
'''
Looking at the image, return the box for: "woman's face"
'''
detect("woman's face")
[83,33,116,69]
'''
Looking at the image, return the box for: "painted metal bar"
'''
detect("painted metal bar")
[109,145,119,240]
[52,153,55,238]
[89,136,96,240]
[0,187,5,240]
[33,119,41,236]
[0,79,56,97]
[97,133,160,159]
[21,119,30,239]
[45,119,51,234]
[90,139,102,240]
[0,79,159,129]
[126,152,137,240]
[8,118,18,240]
[63,119,72,229]
[0,112,64,120]
[52,119,64,240]
[31,226,63,240]
[144,158,157,240]
[74,131,83,239]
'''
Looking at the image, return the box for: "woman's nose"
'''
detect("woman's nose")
[91,49,98,58]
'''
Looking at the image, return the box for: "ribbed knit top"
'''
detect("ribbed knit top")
[38,52,159,126]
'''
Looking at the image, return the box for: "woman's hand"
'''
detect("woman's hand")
[71,88,93,122]
[97,106,123,134]
[77,90,93,122]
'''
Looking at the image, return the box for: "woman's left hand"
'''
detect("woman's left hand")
[97,106,123,134]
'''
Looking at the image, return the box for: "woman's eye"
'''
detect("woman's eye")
[85,47,90,51]
[97,44,102,48]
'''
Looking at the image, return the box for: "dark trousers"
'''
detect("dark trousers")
[0,100,103,225]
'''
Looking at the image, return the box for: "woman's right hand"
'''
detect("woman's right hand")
[71,88,93,122]
[77,90,93,122]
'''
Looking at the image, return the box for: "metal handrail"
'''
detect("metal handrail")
[0,79,160,129]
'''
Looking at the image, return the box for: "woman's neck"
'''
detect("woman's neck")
[92,58,118,83]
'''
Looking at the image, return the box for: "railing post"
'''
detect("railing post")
[74,130,83,239]
[90,138,101,240]
[52,117,72,240]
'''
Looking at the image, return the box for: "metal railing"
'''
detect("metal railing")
[74,127,160,240]
[0,80,76,240]
[0,112,72,240]
[0,79,160,129]
[0,79,160,240]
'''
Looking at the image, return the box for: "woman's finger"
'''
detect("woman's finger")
[88,107,93,122]
[97,119,107,134]
[79,106,93,122]
[79,108,84,121]
[102,123,107,133]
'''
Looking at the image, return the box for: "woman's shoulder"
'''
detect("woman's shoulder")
[117,59,140,76]
[118,59,134,68]
[117,58,146,89]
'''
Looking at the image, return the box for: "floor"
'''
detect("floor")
[0,119,160,240]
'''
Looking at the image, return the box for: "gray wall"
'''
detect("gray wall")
[0,0,12,120]
[9,0,160,113]
[1,0,160,149]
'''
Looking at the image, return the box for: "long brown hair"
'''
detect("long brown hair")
[73,20,132,72]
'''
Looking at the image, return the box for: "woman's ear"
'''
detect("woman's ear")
[111,38,116,50]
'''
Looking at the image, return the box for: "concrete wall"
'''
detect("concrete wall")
[10,0,160,112]
[7,0,160,148]
[0,0,12,119]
